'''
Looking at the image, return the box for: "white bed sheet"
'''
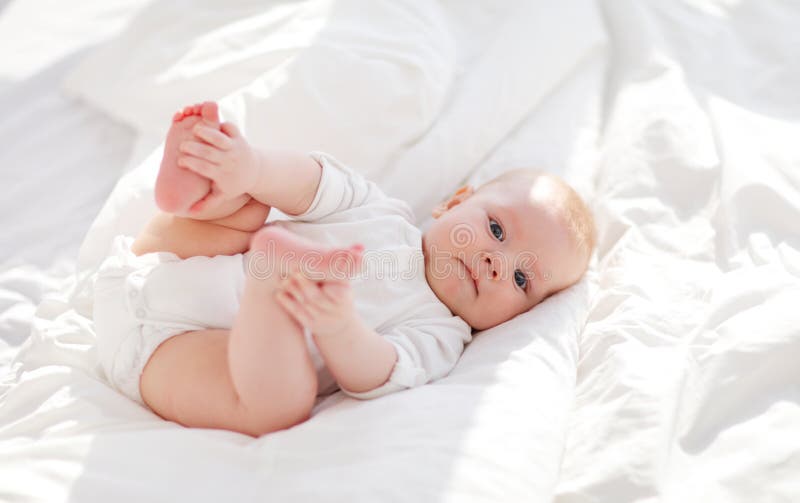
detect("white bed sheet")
[0,0,144,371]
[554,2,800,501]
[1,1,601,502]
[1,0,799,502]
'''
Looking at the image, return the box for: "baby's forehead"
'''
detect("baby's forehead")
[481,181,576,244]
[486,194,542,215]
[480,179,564,213]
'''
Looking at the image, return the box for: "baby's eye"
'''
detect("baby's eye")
[514,270,528,290]
[489,218,504,241]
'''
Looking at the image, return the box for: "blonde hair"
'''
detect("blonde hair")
[479,168,597,265]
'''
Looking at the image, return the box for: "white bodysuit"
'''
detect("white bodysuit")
[92,152,472,405]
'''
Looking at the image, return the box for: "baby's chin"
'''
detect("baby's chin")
[460,313,496,331]
[429,278,477,327]
[459,298,543,331]
[451,304,504,332]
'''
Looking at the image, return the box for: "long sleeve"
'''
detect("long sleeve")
[292,152,410,223]
[339,315,472,400]
[282,151,471,401]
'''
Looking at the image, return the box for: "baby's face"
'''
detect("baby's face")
[422,180,585,330]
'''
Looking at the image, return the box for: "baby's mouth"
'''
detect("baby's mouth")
[460,258,478,294]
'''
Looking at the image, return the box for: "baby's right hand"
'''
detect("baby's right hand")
[276,271,362,339]
[177,121,262,204]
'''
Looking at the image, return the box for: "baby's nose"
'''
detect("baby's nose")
[483,254,504,281]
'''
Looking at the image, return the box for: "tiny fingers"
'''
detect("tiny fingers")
[284,274,336,312]
[187,185,224,215]
[275,291,313,328]
[320,281,349,303]
[193,124,233,151]
[286,275,318,304]
[220,122,241,139]
[179,140,223,164]
[177,155,217,178]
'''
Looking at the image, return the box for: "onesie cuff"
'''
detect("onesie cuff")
[338,341,427,400]
[290,151,348,222]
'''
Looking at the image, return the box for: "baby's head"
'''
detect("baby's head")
[421,169,596,330]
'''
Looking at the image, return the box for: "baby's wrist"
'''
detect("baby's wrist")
[314,311,363,340]
[246,148,268,196]
[244,148,323,216]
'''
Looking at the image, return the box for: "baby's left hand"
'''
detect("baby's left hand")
[178,121,261,205]
[275,271,359,338]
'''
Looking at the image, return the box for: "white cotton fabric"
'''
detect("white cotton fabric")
[62,0,458,191]
[91,234,343,403]
[91,152,471,404]
[61,0,604,222]
[6,0,799,502]
[92,237,249,404]
[288,152,473,399]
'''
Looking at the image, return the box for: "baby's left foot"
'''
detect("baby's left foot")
[154,102,220,215]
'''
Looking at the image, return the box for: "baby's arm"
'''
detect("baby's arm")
[179,122,323,217]
[276,271,397,394]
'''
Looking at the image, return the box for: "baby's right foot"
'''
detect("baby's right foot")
[154,102,220,215]
[246,226,364,286]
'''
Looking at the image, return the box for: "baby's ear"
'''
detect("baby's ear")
[432,185,475,218]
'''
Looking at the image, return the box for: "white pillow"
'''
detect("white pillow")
[71,0,606,279]
[373,0,606,215]
[65,0,605,215]
[63,0,456,181]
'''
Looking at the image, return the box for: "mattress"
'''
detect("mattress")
[1,1,798,502]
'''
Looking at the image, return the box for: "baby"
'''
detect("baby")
[93,102,595,437]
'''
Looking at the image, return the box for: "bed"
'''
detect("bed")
[1,0,798,501]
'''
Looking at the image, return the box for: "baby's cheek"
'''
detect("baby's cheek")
[483,296,520,324]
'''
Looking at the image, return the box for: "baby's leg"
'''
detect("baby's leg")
[139,226,362,436]
[154,101,249,220]
[132,198,271,259]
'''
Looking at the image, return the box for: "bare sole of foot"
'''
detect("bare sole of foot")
[154,102,220,215]
[246,226,364,284]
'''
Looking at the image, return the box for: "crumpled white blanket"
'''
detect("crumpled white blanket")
[2,1,605,502]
